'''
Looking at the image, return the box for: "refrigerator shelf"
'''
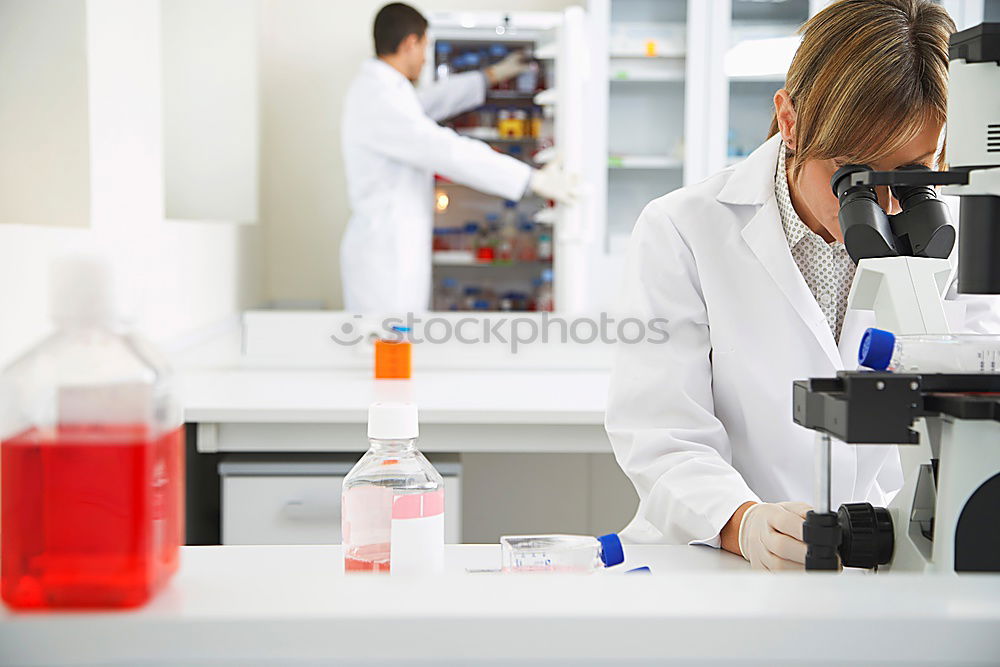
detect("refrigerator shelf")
[457,128,541,144]
[610,71,685,82]
[486,90,540,101]
[609,51,685,59]
[608,155,683,170]
[433,252,552,268]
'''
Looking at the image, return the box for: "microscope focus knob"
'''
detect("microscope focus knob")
[837,502,894,569]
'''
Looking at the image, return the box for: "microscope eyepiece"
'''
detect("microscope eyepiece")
[889,164,938,209]
[830,164,899,263]
[831,163,876,200]
[888,164,956,259]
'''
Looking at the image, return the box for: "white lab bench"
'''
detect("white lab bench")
[177,313,630,544]
[183,367,611,452]
[4,544,1000,665]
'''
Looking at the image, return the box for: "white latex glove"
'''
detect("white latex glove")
[487,51,530,84]
[738,501,813,571]
[529,159,579,205]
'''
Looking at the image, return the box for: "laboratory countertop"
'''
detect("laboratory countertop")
[180,367,610,425]
[4,545,1000,665]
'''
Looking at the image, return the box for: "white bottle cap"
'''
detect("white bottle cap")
[368,402,419,440]
[49,253,117,327]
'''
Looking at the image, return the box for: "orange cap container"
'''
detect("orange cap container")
[374,339,411,379]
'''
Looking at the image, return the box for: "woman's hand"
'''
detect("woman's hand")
[731,501,814,571]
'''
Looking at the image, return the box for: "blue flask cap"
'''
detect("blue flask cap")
[859,328,896,371]
[597,533,624,567]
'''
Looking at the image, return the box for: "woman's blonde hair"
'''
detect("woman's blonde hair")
[769,0,955,180]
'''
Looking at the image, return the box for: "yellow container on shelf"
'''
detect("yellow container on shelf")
[497,109,524,139]
[530,110,542,138]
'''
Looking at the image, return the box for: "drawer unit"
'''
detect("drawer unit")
[220,456,461,545]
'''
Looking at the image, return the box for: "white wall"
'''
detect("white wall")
[259,0,579,309]
[0,0,261,367]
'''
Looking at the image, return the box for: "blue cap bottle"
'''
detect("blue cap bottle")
[859,328,896,371]
[597,533,624,567]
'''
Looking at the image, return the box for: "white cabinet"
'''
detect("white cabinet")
[220,457,462,545]
[0,0,91,228]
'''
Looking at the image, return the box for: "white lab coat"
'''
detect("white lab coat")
[340,60,533,313]
[606,134,1000,546]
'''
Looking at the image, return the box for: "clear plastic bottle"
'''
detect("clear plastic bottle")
[342,403,444,575]
[0,255,184,609]
[535,268,555,312]
[859,328,1000,373]
[537,229,553,262]
[463,286,483,310]
[432,227,449,252]
[516,59,539,94]
[462,222,479,253]
[497,201,518,263]
[434,277,460,311]
[435,41,452,79]
[500,534,624,573]
[516,220,538,262]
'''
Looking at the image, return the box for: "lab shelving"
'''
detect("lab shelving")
[725,0,809,164]
[425,9,597,314]
[424,14,561,312]
[602,0,688,250]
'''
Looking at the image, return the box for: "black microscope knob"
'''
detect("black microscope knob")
[837,502,894,569]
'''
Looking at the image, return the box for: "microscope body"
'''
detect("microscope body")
[796,23,1000,574]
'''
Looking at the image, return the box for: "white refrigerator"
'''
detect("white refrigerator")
[423,7,604,314]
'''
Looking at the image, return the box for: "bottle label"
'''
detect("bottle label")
[389,489,444,575]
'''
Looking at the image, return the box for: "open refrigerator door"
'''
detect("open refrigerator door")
[425,8,594,313]
[549,5,594,314]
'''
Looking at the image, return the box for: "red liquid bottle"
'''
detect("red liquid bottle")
[1,255,184,610]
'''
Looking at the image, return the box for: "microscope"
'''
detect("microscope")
[793,23,1000,573]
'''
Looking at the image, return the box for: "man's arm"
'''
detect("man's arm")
[416,71,486,123]
[417,52,529,122]
[359,88,531,201]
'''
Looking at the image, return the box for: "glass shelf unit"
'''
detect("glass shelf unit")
[726,0,809,165]
[605,0,688,249]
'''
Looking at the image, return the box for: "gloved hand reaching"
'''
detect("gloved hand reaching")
[738,501,813,571]
[529,159,579,206]
[487,51,530,85]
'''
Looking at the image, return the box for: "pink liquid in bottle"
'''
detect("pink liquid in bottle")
[1,423,185,609]
[342,404,445,576]
[343,543,391,572]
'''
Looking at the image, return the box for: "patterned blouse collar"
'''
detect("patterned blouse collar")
[774,143,814,249]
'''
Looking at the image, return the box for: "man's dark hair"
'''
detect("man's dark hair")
[374,3,428,56]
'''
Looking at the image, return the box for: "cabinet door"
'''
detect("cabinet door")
[0,0,90,228]
[162,0,258,223]
[223,475,344,545]
[223,474,462,545]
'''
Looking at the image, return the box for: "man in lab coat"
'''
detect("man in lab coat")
[340,2,574,314]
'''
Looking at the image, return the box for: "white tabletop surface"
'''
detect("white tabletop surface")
[4,545,1000,665]
[180,368,609,424]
